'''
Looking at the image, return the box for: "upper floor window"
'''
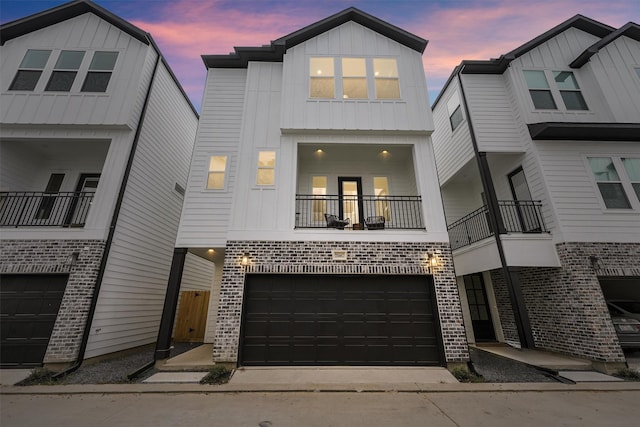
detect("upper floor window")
[374,58,400,99]
[207,155,227,190]
[309,57,335,98]
[342,58,367,99]
[523,70,557,110]
[553,71,587,110]
[588,157,631,209]
[256,151,276,186]
[82,51,118,92]
[523,70,587,111]
[622,158,640,202]
[309,57,400,100]
[447,91,463,131]
[9,49,51,91]
[635,68,640,79]
[45,50,85,92]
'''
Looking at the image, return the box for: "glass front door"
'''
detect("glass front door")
[464,273,496,342]
[338,177,363,225]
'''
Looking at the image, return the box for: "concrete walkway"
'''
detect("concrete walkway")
[473,344,592,370]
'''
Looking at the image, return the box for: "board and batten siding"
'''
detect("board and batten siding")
[586,35,640,123]
[175,69,247,248]
[0,13,148,127]
[461,74,527,153]
[85,61,197,358]
[535,140,640,243]
[280,21,432,132]
[431,78,474,185]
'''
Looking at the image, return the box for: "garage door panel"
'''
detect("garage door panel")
[240,274,443,366]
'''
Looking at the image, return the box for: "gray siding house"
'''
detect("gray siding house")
[431,15,640,372]
[0,0,198,369]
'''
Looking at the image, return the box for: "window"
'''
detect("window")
[256,151,275,186]
[553,71,587,110]
[45,50,85,91]
[374,58,400,99]
[635,68,640,79]
[447,92,463,131]
[342,58,367,99]
[81,51,118,92]
[9,49,51,91]
[588,157,631,209]
[309,57,334,98]
[207,156,227,189]
[622,158,640,202]
[523,70,557,109]
[312,176,327,222]
[374,177,391,221]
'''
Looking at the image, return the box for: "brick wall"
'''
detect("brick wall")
[490,242,639,362]
[0,239,105,363]
[212,240,469,364]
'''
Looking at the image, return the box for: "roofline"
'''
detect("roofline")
[528,122,640,141]
[203,7,427,69]
[1,0,149,46]
[570,21,640,68]
[0,0,197,116]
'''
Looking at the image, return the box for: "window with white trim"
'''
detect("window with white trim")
[553,71,588,110]
[588,157,631,209]
[312,176,327,222]
[342,58,367,99]
[206,155,227,190]
[622,158,640,202]
[9,49,51,91]
[45,50,85,91]
[524,70,588,111]
[82,51,118,92]
[256,151,275,186]
[374,58,400,99]
[524,70,557,110]
[635,68,640,79]
[309,57,335,98]
[447,91,463,131]
[374,176,391,221]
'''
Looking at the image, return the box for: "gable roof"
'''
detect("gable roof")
[0,0,149,46]
[203,7,427,69]
[570,21,640,68]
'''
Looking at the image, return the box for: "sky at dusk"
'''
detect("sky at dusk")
[1,0,638,111]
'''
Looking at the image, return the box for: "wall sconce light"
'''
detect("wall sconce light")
[426,253,438,269]
[65,251,80,267]
[589,255,600,270]
[241,252,250,266]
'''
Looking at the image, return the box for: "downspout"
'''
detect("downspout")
[456,66,535,349]
[53,39,161,378]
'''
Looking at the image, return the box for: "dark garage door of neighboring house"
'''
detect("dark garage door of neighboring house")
[240,274,443,366]
[0,274,68,368]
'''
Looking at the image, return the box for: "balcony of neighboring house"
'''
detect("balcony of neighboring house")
[295,143,425,231]
[0,139,109,229]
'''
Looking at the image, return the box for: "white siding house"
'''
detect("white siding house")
[159,8,469,368]
[0,0,197,368]
[431,15,640,372]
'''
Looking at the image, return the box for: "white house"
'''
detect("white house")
[0,0,198,369]
[156,8,469,368]
[431,15,640,372]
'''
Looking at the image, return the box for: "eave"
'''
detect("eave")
[528,123,640,141]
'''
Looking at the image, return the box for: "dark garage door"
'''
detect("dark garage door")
[240,274,443,366]
[0,274,68,367]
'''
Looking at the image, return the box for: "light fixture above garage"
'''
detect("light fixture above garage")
[241,252,250,266]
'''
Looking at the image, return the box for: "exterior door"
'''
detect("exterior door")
[463,274,496,342]
[65,174,99,226]
[338,177,363,225]
[0,274,68,367]
[240,274,443,366]
[507,167,540,232]
[173,291,210,342]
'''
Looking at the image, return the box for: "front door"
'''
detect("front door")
[507,167,540,232]
[338,177,363,225]
[65,174,99,226]
[464,273,496,342]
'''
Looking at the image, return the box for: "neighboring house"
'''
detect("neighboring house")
[0,0,198,369]
[156,8,469,368]
[431,15,640,371]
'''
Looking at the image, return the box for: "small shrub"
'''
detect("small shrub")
[18,368,62,386]
[451,366,485,383]
[200,366,232,385]
[614,368,640,381]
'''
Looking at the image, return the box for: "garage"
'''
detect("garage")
[239,274,443,366]
[0,274,68,367]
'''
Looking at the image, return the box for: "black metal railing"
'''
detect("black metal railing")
[295,195,424,230]
[0,192,95,227]
[447,200,547,250]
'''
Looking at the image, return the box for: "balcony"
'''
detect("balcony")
[448,200,547,250]
[0,192,95,227]
[295,195,424,230]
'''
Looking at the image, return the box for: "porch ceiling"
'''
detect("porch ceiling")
[297,143,413,163]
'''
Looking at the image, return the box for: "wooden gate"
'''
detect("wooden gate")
[173,291,210,342]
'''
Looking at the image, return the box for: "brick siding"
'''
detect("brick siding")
[0,239,106,363]
[212,240,469,364]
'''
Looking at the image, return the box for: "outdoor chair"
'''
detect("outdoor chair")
[324,213,350,230]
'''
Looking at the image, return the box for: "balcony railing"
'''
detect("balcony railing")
[295,195,424,230]
[0,192,95,227]
[447,200,547,250]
